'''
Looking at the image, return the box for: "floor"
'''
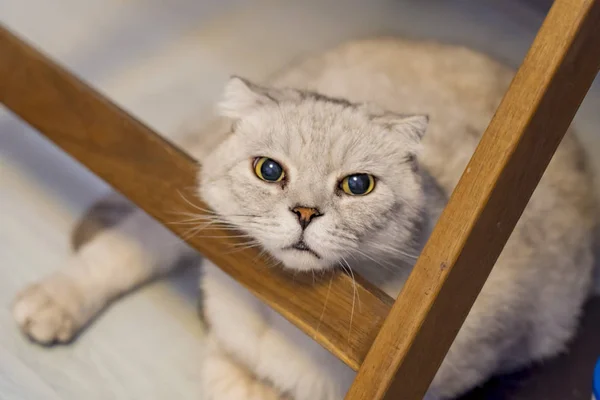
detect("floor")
[1,0,599,399]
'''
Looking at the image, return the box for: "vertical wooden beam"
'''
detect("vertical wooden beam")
[345,0,600,399]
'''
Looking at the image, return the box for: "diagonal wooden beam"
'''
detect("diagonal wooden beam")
[346,0,600,398]
[0,24,394,371]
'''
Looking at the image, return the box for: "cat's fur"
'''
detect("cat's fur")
[12,38,599,399]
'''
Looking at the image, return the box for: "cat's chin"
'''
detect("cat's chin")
[274,250,333,273]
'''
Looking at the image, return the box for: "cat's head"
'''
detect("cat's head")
[199,77,428,272]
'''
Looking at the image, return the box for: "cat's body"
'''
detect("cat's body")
[12,38,599,400]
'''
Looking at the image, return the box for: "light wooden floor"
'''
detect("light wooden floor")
[1,0,599,398]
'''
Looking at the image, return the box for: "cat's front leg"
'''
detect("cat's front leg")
[13,207,190,344]
[202,334,289,400]
[202,261,353,400]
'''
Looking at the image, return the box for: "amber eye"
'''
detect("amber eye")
[340,173,375,196]
[253,157,285,182]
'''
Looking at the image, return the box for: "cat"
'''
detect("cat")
[12,38,600,399]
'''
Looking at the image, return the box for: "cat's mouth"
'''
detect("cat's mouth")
[286,240,321,259]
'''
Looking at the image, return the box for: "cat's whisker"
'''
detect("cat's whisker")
[196,225,249,233]
[174,213,223,220]
[228,239,261,248]
[173,213,251,223]
[352,246,408,271]
[374,243,419,261]
[249,247,267,265]
[350,249,396,273]
[339,256,360,345]
[262,252,281,269]
[168,214,230,227]
[180,219,255,241]
[179,221,223,241]
[343,258,362,313]
[194,234,257,240]
[170,209,217,218]
[222,241,263,255]
[226,242,263,252]
[315,273,334,338]
[245,247,278,269]
[169,219,234,227]
[174,193,262,220]
[177,190,217,215]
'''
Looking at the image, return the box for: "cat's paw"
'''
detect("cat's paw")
[12,281,83,345]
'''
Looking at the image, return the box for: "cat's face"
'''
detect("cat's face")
[199,77,427,272]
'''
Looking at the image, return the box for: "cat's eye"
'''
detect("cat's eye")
[340,173,375,196]
[253,157,285,182]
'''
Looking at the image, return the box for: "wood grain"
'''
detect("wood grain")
[345,0,600,399]
[0,23,394,371]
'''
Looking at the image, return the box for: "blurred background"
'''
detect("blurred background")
[1,0,599,399]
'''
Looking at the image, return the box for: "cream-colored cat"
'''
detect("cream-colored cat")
[12,38,599,399]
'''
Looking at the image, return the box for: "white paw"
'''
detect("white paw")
[13,282,82,345]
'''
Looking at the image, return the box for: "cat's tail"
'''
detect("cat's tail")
[71,191,136,251]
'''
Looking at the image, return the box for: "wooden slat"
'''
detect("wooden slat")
[346,0,600,399]
[0,24,394,371]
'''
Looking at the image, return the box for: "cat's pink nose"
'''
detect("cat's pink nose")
[291,206,322,230]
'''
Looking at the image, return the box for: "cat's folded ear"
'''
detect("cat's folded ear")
[218,76,300,119]
[360,103,429,145]
[376,113,429,140]
[369,111,429,158]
